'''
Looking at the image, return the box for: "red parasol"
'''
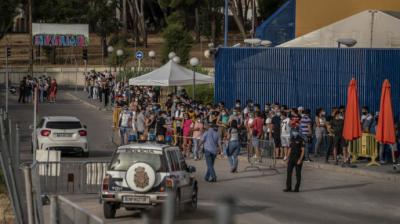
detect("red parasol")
[375,79,396,144]
[343,78,362,140]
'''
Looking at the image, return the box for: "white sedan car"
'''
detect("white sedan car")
[32,116,89,157]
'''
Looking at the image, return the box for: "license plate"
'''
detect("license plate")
[56,133,73,137]
[123,196,150,204]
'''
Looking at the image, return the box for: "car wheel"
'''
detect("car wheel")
[190,186,198,210]
[174,191,181,218]
[103,202,116,219]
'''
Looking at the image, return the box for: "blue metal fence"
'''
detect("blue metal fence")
[215,48,400,116]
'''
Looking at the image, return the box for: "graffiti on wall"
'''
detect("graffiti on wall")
[33,34,88,47]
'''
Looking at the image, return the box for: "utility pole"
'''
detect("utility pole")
[29,0,33,77]
[224,0,229,47]
[5,47,10,116]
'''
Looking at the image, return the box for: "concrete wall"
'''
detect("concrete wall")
[296,0,400,36]
[0,66,110,87]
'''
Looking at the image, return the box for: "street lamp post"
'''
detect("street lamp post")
[116,49,124,81]
[190,57,199,100]
[107,46,114,72]
[172,56,181,64]
[149,50,156,69]
[168,52,176,60]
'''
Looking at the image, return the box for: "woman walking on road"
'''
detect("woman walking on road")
[49,79,58,103]
[226,120,240,173]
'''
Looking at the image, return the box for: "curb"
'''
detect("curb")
[66,92,112,112]
[236,155,399,183]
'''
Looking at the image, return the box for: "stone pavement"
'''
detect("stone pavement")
[68,90,400,183]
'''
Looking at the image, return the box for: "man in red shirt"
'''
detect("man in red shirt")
[252,111,265,160]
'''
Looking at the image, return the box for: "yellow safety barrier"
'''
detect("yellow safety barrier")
[348,133,380,167]
[112,107,122,130]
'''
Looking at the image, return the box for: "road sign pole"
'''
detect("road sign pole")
[138,59,141,73]
[5,47,9,116]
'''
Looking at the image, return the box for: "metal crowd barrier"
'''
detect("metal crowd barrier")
[50,195,103,224]
[245,138,278,173]
[348,133,379,167]
[33,161,110,195]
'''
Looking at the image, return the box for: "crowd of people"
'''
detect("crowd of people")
[80,73,400,188]
[18,75,58,103]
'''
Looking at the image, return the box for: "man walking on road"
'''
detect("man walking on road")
[284,129,305,192]
[201,122,221,182]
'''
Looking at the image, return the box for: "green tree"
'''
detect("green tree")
[0,0,20,40]
[161,20,193,64]
[257,0,287,20]
[87,0,120,57]
[33,0,89,23]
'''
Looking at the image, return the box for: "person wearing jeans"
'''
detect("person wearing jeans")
[226,120,240,173]
[192,118,204,160]
[299,109,313,162]
[201,122,221,182]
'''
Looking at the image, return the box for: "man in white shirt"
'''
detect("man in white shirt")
[280,112,291,161]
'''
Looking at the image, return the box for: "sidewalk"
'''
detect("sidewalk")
[68,90,400,183]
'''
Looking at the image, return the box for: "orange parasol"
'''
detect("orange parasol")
[375,79,396,144]
[343,78,362,140]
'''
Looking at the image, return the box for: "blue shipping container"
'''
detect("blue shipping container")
[215,48,400,116]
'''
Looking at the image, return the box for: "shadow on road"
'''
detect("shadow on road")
[301,182,372,193]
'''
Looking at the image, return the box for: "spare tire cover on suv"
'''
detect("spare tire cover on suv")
[125,162,156,192]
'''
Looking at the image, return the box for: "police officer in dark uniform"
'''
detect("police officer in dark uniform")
[283,128,305,192]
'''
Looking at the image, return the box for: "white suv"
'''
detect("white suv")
[101,143,198,219]
[32,116,89,157]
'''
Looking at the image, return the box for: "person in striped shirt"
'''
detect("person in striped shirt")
[299,109,313,162]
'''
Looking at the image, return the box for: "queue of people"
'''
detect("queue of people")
[18,75,58,103]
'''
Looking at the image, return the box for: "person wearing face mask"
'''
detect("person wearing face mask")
[361,106,373,133]
[283,129,304,193]
[314,108,327,157]
[191,117,204,160]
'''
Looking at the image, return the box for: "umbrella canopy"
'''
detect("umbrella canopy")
[343,78,362,141]
[375,79,396,144]
[128,60,214,86]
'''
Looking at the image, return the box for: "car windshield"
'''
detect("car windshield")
[109,151,166,172]
[46,121,82,129]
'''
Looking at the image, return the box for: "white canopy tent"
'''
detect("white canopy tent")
[128,60,214,86]
[278,10,400,48]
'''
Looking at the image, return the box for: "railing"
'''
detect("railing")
[50,195,103,224]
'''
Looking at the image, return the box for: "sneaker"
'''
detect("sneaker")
[379,160,386,164]
[304,159,311,162]
[293,189,300,193]
[283,156,287,161]
[283,189,292,192]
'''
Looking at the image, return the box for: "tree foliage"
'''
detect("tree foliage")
[257,0,287,20]
[0,0,20,40]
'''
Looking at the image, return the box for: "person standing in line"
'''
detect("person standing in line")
[49,79,58,103]
[300,109,313,162]
[251,111,265,161]
[201,122,221,182]
[118,105,132,145]
[226,120,240,173]
[280,112,291,161]
[314,108,327,157]
[191,117,204,160]
[327,111,346,165]
[18,77,27,103]
[136,108,146,140]
[283,129,305,193]
[182,113,193,158]
[271,110,282,159]
[103,78,110,108]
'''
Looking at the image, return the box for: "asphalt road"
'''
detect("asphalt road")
[8,91,400,224]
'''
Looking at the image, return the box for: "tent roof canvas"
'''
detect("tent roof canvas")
[278,10,400,48]
[128,60,214,86]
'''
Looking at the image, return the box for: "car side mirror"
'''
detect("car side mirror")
[187,165,196,173]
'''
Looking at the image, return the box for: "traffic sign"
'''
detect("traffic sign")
[136,51,144,60]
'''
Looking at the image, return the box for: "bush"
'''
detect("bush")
[184,84,214,105]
